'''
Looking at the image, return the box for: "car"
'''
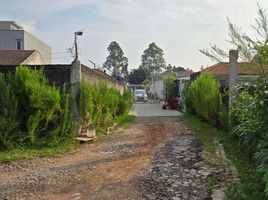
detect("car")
[133,89,148,103]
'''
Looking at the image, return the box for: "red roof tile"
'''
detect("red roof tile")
[203,62,264,75]
[0,50,34,65]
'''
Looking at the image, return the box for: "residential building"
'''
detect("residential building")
[191,62,265,86]
[150,66,190,100]
[0,21,51,64]
[0,50,45,65]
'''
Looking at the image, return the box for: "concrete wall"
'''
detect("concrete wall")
[150,80,164,100]
[0,63,125,93]
[24,31,51,64]
[0,21,23,30]
[81,65,125,94]
[22,51,46,65]
[0,30,24,49]
[0,65,71,87]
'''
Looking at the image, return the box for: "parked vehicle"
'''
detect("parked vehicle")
[133,89,148,103]
[162,95,182,110]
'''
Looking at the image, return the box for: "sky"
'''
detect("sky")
[1,0,268,72]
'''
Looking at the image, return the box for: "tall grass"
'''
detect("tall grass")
[184,73,221,125]
[79,79,132,134]
[0,66,75,150]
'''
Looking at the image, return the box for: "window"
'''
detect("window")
[16,40,22,50]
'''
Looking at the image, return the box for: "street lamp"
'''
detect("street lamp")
[74,31,83,60]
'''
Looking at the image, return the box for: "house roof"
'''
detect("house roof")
[153,66,189,81]
[203,62,266,75]
[0,50,35,65]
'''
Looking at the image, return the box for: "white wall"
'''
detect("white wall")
[24,31,51,64]
[150,80,164,100]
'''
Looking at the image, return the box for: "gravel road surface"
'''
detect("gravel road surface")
[0,103,220,200]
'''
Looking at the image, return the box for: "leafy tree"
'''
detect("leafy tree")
[167,64,173,70]
[103,41,128,77]
[199,4,268,75]
[127,68,147,84]
[162,72,177,99]
[140,42,166,78]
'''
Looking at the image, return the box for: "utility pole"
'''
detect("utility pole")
[74,31,83,60]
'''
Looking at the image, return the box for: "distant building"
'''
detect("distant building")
[150,66,189,100]
[191,62,265,86]
[0,21,51,64]
[0,50,45,65]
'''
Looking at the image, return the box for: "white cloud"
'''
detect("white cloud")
[1,0,268,71]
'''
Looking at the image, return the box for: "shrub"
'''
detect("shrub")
[79,80,132,134]
[184,73,221,124]
[232,78,268,195]
[0,66,75,150]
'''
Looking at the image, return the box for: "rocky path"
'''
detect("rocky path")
[0,104,221,200]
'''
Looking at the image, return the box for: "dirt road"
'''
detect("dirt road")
[0,104,217,200]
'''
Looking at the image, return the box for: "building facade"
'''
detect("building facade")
[0,21,51,64]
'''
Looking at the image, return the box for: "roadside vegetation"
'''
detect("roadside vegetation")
[182,5,268,199]
[183,114,265,200]
[183,72,267,199]
[0,66,132,163]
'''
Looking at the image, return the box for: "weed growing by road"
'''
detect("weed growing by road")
[184,114,266,199]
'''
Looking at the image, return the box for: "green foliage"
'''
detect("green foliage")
[0,73,20,150]
[103,41,128,77]
[184,74,221,125]
[140,42,166,78]
[0,66,75,151]
[184,114,266,200]
[162,72,177,99]
[219,103,229,130]
[79,80,132,134]
[232,78,268,195]
[127,68,148,84]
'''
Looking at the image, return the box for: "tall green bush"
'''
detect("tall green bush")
[79,80,132,134]
[184,73,221,124]
[0,66,75,150]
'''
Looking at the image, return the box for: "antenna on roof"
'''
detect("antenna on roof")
[88,59,96,69]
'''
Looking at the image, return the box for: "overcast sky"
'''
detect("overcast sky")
[1,0,268,72]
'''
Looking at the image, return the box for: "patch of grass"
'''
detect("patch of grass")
[183,113,266,200]
[115,114,136,127]
[0,140,78,163]
[93,114,136,143]
[183,113,218,164]
[219,132,265,200]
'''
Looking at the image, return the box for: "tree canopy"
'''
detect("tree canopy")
[103,41,128,77]
[140,42,166,78]
[127,68,147,84]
